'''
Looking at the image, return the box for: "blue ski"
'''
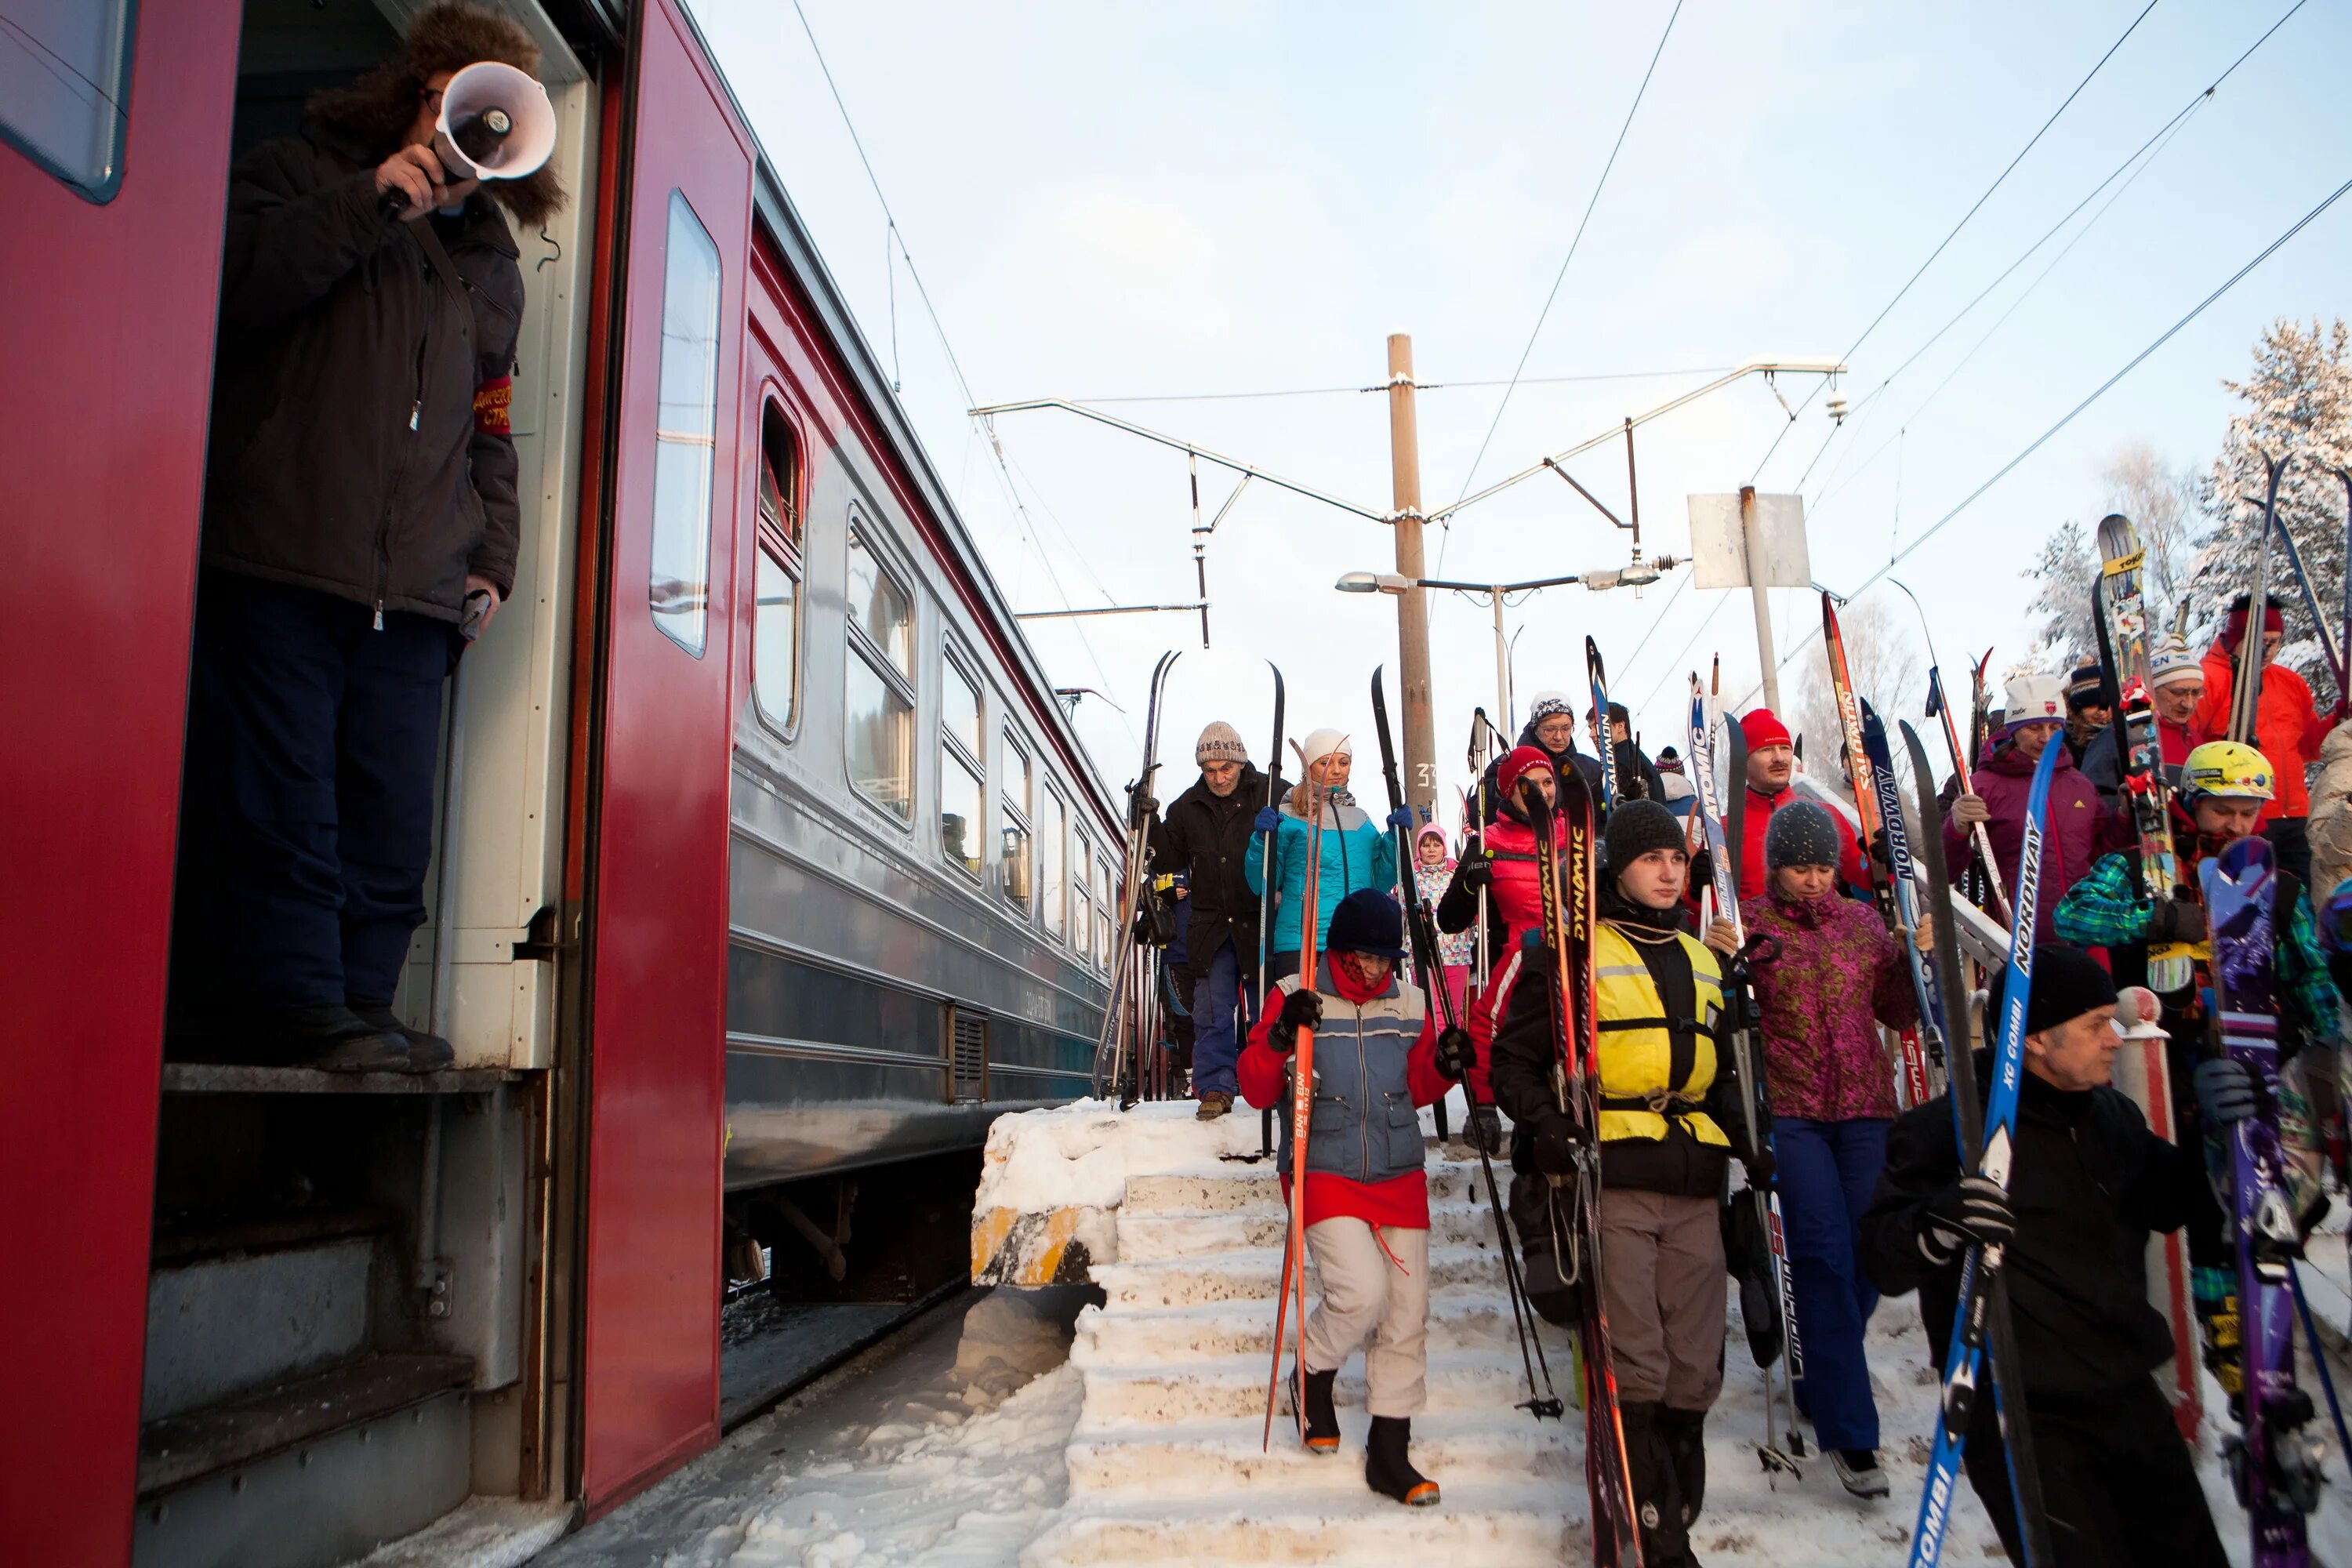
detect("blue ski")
[1907,735,2060,1568]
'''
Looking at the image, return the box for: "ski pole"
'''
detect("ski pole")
[2290,1261,2352,1485]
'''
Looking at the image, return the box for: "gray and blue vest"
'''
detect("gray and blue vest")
[1271,957,1428,1185]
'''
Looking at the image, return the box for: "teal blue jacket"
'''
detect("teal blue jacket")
[1244,795,1398,956]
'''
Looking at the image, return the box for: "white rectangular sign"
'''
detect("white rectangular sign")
[1687,492,1811,590]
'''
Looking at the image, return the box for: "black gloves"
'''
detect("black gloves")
[1435,1027,1474,1083]
[1533,1110,1580,1178]
[1740,1145,1776,1188]
[1454,849,1494,891]
[1267,989,1323,1054]
[2195,1057,2261,1127]
[1690,848,1715,894]
[2147,897,2209,945]
[1918,1174,2016,1265]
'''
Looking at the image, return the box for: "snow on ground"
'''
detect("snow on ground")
[541,1103,2352,1567]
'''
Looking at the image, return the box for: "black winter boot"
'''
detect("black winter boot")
[350,1000,457,1072]
[1619,1401,1696,1566]
[1301,1367,1340,1454]
[1465,1103,1504,1155]
[1364,1415,1439,1506]
[267,1004,416,1073]
[1659,1406,1711,1526]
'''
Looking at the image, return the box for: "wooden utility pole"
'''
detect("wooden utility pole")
[1385,334,1436,818]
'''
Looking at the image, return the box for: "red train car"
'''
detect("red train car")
[0,2,1117,1561]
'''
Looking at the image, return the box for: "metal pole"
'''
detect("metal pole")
[1740,485,1782,713]
[1490,588,1511,735]
[1388,333,1436,817]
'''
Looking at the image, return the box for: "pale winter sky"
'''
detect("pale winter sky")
[686,0,2351,817]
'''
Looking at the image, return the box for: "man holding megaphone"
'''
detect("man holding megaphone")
[175,5,564,1073]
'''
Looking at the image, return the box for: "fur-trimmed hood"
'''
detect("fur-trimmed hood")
[305,2,565,228]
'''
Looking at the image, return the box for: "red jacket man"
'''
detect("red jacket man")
[2190,595,2330,822]
[1948,673,2132,945]
[1727,709,1868,899]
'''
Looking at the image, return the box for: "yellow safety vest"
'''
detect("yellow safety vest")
[1592,921,1728,1147]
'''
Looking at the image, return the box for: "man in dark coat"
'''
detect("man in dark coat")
[173,5,564,1071]
[1162,721,1287,1118]
[1860,946,2231,1568]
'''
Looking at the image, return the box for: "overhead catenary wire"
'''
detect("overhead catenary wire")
[1437,0,1686,578]
[1733,169,2352,709]
[1796,0,2307,500]
[1068,365,1740,405]
[786,0,1138,746]
[1749,0,2164,483]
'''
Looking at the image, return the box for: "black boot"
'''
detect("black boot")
[1466,1103,1503,1155]
[1301,1367,1340,1455]
[1619,1401,1695,1566]
[267,1004,415,1073]
[1364,1415,1439,1506]
[1659,1406,1711,1528]
[350,1000,457,1073]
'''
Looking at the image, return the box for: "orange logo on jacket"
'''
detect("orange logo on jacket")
[474,376,512,436]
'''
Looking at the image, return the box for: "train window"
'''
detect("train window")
[1000,731,1033,912]
[1071,833,1094,957]
[751,400,803,735]
[0,0,133,200]
[940,657,984,880]
[1040,787,1067,938]
[1095,851,1116,967]
[648,191,722,657]
[844,521,913,822]
[848,521,913,677]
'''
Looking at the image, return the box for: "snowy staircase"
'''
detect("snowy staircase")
[1019,1112,1584,1566]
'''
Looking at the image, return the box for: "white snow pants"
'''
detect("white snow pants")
[1302,1218,1429,1417]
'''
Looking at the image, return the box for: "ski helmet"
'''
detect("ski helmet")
[2178,740,2274,804]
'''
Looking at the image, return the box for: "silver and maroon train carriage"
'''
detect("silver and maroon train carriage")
[2,0,1116,1562]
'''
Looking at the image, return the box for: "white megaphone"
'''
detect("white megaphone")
[432,59,555,183]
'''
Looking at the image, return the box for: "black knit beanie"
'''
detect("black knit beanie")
[1987,942,2118,1037]
[1602,799,1684,873]
[1764,800,1843,871]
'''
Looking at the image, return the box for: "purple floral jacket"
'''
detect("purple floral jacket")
[1739,888,1917,1123]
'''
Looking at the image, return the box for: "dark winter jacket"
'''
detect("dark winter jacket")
[1161,764,1286,971]
[205,125,525,621]
[1476,717,1606,822]
[2078,715,2192,810]
[1940,742,2131,946]
[1606,736,1671,810]
[1860,1058,2204,1401]
[1487,889,1748,1201]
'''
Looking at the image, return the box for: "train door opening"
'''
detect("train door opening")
[138,2,600,1563]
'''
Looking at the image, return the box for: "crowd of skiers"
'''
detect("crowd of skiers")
[1127,583,2352,1566]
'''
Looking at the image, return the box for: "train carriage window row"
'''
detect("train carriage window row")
[941,651,985,880]
[1040,786,1068,938]
[648,190,722,659]
[751,397,804,737]
[844,514,914,821]
[1000,729,1033,913]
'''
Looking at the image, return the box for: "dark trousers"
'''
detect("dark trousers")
[1189,939,1259,1095]
[1773,1114,1889,1452]
[1964,1375,2227,1568]
[175,572,452,1011]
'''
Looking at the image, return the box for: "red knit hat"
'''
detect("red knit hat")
[1497,745,1554,797]
[1740,709,1792,750]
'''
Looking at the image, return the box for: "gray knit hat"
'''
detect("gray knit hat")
[1195,720,1248,767]
[1765,800,1843,871]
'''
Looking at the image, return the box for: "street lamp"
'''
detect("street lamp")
[1337,560,1680,736]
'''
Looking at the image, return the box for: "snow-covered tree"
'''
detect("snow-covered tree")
[2102,441,2201,611]
[1791,596,1923,800]
[2021,519,2100,673]
[2181,318,2352,702]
